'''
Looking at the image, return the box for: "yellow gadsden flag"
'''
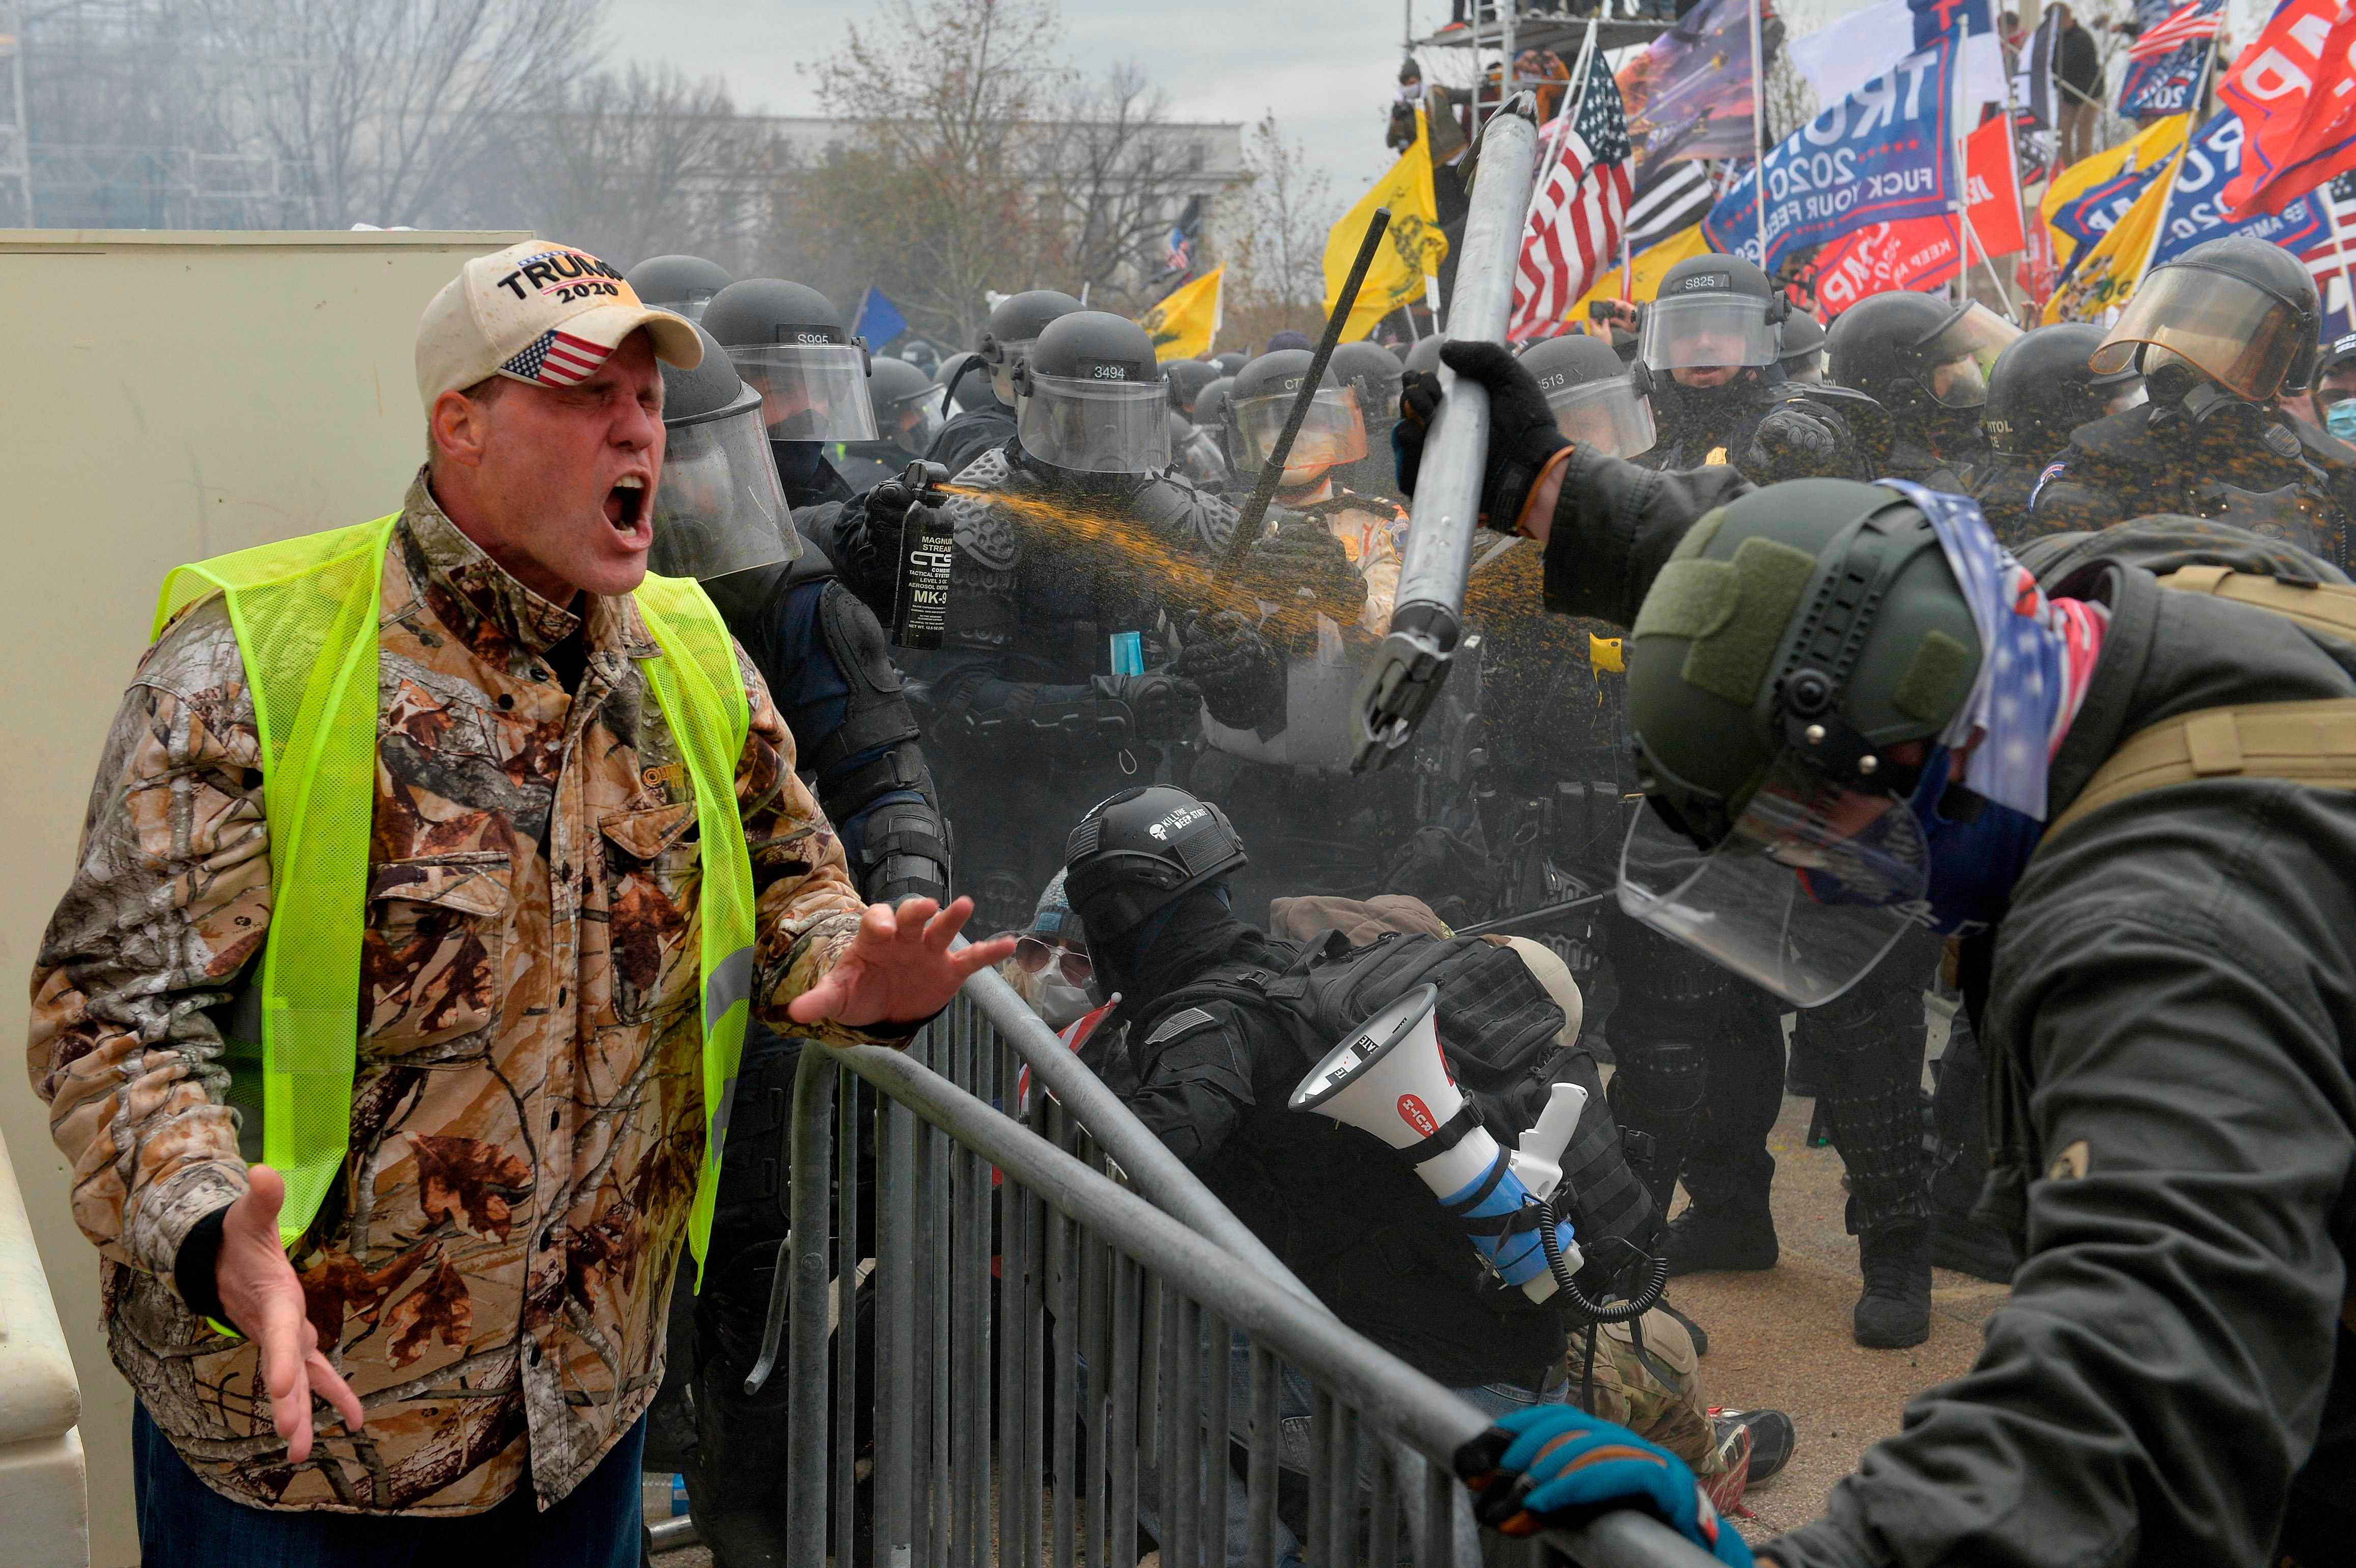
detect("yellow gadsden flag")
[1138,265,1224,362]
[2041,114,2189,272]
[1574,223,1712,319]
[2043,153,2177,324]
[1325,107,1450,343]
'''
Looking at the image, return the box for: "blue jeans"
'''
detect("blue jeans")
[133,1404,647,1568]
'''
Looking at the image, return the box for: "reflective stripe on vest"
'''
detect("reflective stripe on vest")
[155,519,758,1284]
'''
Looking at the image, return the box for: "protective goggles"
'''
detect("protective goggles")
[1618,751,1929,1007]
[1011,935,1095,989]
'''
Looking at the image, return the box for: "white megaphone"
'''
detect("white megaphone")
[1287,984,1588,1302]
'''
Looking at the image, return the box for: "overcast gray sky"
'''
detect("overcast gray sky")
[602,0,1429,215]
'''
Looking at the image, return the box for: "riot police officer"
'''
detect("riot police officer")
[1778,311,1826,384]
[828,310,1252,931]
[1634,252,1793,470]
[1824,290,2021,492]
[1332,339,1409,502]
[1165,357,1221,419]
[1416,338,2356,1567]
[1977,322,2144,544]
[924,288,1083,480]
[2034,236,2347,562]
[625,252,734,321]
[641,324,951,1566]
[704,276,879,509]
[1221,347,1403,633]
[1193,374,1238,485]
[834,355,944,493]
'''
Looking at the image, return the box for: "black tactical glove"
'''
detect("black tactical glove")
[860,477,922,580]
[1243,516,1368,627]
[1745,401,1864,483]
[1092,672,1201,742]
[1393,341,1570,531]
[1177,610,1287,730]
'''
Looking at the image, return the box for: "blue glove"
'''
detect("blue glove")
[1454,1405,1752,1566]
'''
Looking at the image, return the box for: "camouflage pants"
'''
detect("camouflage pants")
[1559,1307,1722,1475]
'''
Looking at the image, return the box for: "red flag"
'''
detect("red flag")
[1964,116,2027,258]
[1811,220,1967,313]
[2219,0,2356,218]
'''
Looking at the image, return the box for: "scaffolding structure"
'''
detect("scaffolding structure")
[1412,0,1674,122]
[11,0,309,230]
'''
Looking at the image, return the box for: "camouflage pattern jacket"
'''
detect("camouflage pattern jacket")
[27,474,902,1515]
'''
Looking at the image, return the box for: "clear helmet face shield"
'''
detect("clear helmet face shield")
[1544,374,1657,458]
[1230,385,1369,474]
[2089,264,2311,402]
[649,395,803,581]
[1917,302,2023,409]
[1617,752,1930,1007]
[725,342,880,441]
[1639,294,1782,373]
[1017,372,1173,474]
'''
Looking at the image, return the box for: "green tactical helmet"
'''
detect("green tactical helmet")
[1624,479,1983,848]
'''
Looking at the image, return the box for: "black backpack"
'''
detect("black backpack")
[1153,928,1656,1257]
[1156,929,1569,1138]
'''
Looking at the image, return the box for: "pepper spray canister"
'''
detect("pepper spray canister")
[890,460,954,650]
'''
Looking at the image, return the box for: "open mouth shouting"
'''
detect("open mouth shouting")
[604,472,652,546]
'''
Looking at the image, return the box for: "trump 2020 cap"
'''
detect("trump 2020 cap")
[415,240,704,408]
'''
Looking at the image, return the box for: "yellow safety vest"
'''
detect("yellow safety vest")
[154,514,758,1283]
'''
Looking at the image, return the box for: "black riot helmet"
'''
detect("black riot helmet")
[1012,311,1172,476]
[2092,234,2324,400]
[1778,311,1827,382]
[1983,323,2145,459]
[979,289,1084,405]
[650,321,800,582]
[1640,254,1789,377]
[1223,348,1369,483]
[1063,786,1249,940]
[1826,292,2022,416]
[626,254,735,322]
[1165,357,1222,418]
[866,355,947,458]
[1194,375,1235,460]
[1212,350,1247,377]
[1331,340,1407,432]
[1403,335,1445,376]
[703,278,879,441]
[1519,332,1658,458]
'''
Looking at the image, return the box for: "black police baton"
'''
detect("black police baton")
[1449,890,1611,940]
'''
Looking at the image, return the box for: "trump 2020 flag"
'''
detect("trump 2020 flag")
[2119,0,2224,118]
[1510,44,1635,343]
[1705,39,1958,274]
[2149,109,2331,267]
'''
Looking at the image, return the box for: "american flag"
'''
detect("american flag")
[2128,0,2223,62]
[1509,45,1634,343]
[501,328,611,387]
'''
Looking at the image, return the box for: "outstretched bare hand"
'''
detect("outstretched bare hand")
[787,897,1017,1030]
[215,1165,366,1465]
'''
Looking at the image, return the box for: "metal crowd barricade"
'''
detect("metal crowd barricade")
[763,963,1720,1568]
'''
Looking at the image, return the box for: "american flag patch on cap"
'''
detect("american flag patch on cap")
[501,328,612,387]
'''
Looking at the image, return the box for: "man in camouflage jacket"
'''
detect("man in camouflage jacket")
[26,241,1006,1558]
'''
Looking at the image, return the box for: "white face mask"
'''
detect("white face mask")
[1033,975,1096,1031]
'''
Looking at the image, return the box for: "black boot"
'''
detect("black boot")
[1854,1222,1932,1348]
[1930,1209,2018,1283]
[1663,1198,1779,1276]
